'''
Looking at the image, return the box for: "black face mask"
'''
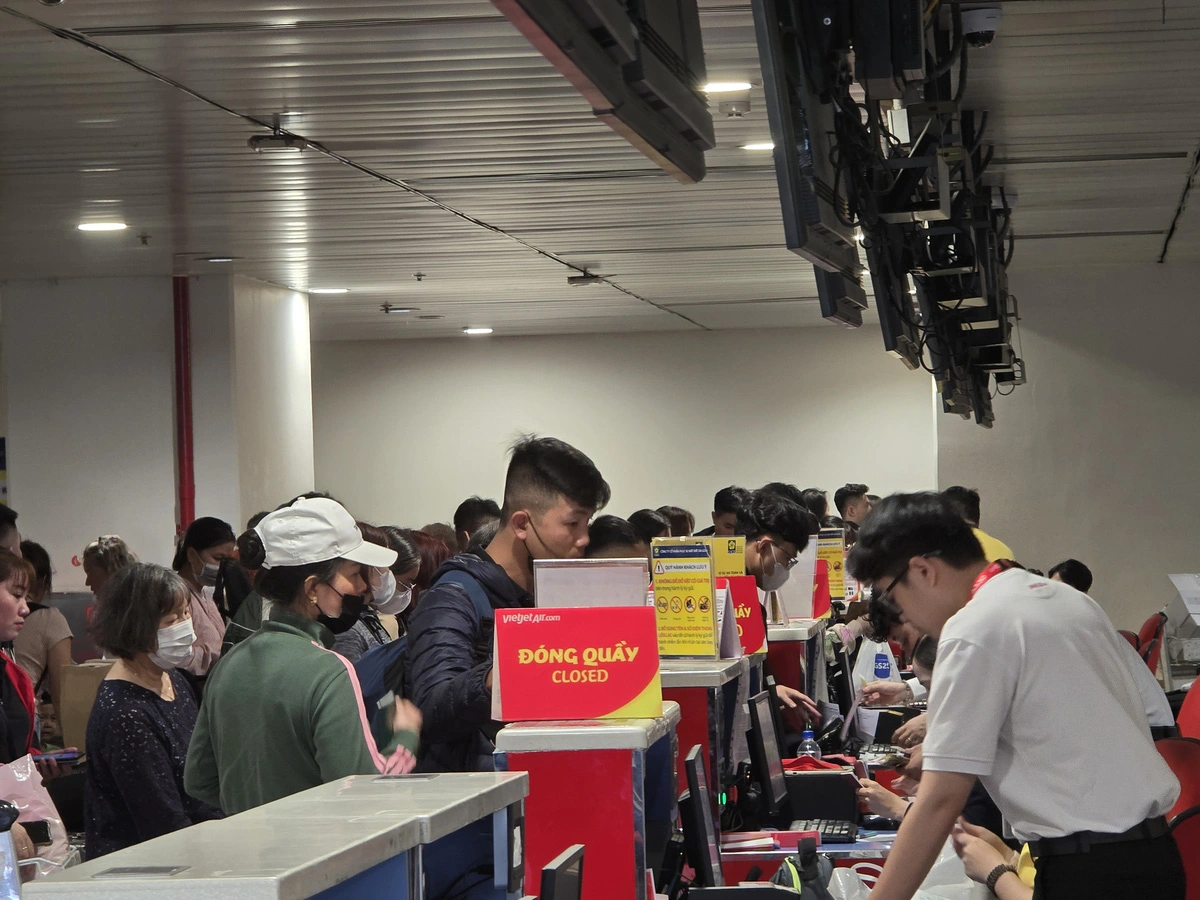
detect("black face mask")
[318,593,366,635]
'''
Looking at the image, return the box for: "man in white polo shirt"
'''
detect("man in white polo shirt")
[848,493,1182,900]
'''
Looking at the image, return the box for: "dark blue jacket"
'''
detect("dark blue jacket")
[404,551,531,772]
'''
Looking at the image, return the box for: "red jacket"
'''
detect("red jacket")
[1,652,36,759]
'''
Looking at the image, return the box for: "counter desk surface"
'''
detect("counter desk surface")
[26,772,529,900]
[659,657,748,688]
[767,620,824,641]
[494,700,681,752]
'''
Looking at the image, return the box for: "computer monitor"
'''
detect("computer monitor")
[831,642,856,718]
[679,788,724,888]
[747,691,788,815]
[540,843,585,900]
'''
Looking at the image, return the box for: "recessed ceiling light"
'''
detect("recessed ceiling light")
[248,133,308,153]
[463,327,493,336]
[703,81,753,93]
[206,257,236,264]
[741,142,775,151]
[417,314,443,321]
[81,166,120,173]
[309,288,349,294]
[77,222,127,232]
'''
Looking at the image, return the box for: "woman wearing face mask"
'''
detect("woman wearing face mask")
[171,517,235,677]
[380,527,432,628]
[84,563,223,857]
[329,523,419,661]
[185,497,421,815]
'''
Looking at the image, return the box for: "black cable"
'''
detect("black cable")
[927,1,963,81]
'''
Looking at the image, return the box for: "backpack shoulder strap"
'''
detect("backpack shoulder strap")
[433,569,494,626]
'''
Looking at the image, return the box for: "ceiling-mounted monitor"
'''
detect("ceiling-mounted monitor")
[494,0,715,183]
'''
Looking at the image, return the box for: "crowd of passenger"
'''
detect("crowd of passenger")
[0,433,1183,900]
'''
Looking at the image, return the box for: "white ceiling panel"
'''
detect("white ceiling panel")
[0,0,1196,340]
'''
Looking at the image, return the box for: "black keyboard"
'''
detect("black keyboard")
[861,744,904,757]
[788,819,858,844]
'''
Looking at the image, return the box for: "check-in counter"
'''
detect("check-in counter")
[767,619,824,699]
[26,772,528,900]
[494,701,681,900]
[659,657,749,806]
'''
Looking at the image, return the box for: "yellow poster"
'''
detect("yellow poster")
[706,536,746,579]
[651,538,718,657]
[816,528,846,603]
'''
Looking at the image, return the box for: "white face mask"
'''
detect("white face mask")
[759,543,791,593]
[149,619,196,669]
[370,568,413,616]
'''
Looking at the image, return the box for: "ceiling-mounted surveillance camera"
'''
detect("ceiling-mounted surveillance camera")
[38,0,65,5]
[962,8,1002,48]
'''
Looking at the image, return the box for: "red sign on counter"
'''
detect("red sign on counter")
[724,575,768,655]
[492,606,662,721]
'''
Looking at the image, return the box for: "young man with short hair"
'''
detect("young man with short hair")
[834,483,872,527]
[1048,558,1092,593]
[452,496,502,554]
[736,491,821,725]
[585,515,648,561]
[941,485,1014,563]
[695,485,751,537]
[405,436,610,773]
[848,493,1182,900]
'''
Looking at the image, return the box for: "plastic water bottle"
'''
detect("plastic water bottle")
[798,729,822,760]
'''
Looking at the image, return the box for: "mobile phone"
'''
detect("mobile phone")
[39,749,81,763]
[23,821,51,846]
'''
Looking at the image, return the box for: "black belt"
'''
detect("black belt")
[1029,816,1170,857]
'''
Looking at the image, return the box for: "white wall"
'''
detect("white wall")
[1,277,178,586]
[938,263,1200,630]
[311,327,938,530]
[232,277,315,520]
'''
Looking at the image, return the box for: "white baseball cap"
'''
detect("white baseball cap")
[254,497,397,570]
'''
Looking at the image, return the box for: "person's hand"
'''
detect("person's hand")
[390,698,423,735]
[10,823,34,861]
[952,824,1010,884]
[892,773,920,796]
[33,751,77,781]
[857,777,910,820]
[896,743,923,781]
[957,818,1013,859]
[775,684,820,727]
[893,712,927,747]
[859,680,909,707]
[485,667,494,690]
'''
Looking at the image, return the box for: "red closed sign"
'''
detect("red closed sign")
[492,606,663,721]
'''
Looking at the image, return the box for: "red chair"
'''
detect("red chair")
[1138,611,1168,654]
[1155,737,1200,819]
[1118,629,1140,649]
[1178,687,1200,741]
[1170,808,1200,900]
[1141,637,1163,677]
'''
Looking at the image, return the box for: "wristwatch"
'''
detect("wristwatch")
[985,863,1018,895]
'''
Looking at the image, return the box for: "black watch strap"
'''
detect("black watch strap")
[985,863,1018,895]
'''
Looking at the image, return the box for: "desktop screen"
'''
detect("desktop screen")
[749,690,788,811]
[684,746,724,887]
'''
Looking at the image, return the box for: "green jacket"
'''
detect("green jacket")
[185,606,418,816]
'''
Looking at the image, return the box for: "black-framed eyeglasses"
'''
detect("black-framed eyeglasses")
[878,551,942,600]
[767,541,798,570]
